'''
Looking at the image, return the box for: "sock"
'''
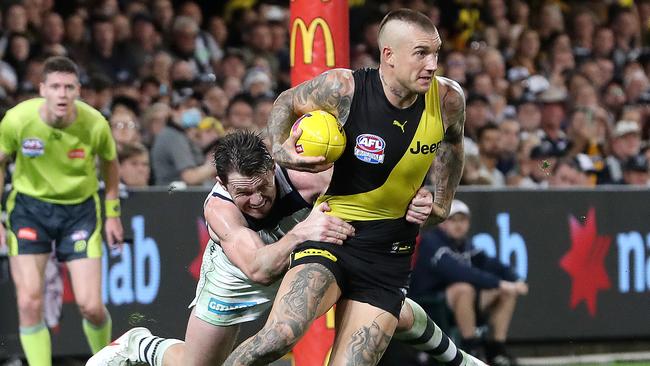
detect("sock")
[460,337,483,358]
[485,340,507,359]
[136,335,183,366]
[19,322,52,366]
[394,298,464,366]
[82,309,112,354]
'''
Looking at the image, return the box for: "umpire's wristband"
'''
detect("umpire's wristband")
[105,199,121,218]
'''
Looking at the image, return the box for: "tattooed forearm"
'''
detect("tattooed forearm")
[267,90,296,158]
[345,320,392,365]
[432,78,465,217]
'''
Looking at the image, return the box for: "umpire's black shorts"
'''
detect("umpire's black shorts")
[6,191,103,261]
[289,218,419,318]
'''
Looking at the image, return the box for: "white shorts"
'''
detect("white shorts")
[189,240,280,326]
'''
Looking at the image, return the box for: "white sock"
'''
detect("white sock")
[394,298,464,365]
[136,335,183,366]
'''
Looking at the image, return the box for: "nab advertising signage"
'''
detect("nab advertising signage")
[457,189,650,341]
[1,188,650,359]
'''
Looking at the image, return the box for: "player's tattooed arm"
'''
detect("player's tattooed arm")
[266,69,354,172]
[429,77,465,225]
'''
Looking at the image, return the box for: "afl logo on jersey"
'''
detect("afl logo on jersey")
[354,134,385,164]
[21,138,45,157]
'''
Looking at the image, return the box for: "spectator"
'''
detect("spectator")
[87,15,137,83]
[253,95,275,130]
[604,120,643,184]
[38,12,66,57]
[150,104,215,187]
[126,13,161,72]
[141,102,171,146]
[109,111,141,151]
[410,199,528,365]
[202,85,228,119]
[477,122,506,186]
[195,116,226,151]
[548,158,590,187]
[538,85,571,156]
[465,93,492,142]
[497,119,521,176]
[621,154,649,186]
[224,93,254,130]
[0,3,29,58]
[118,143,151,188]
[169,16,214,81]
[242,67,273,98]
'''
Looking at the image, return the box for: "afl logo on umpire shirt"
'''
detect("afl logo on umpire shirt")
[354,134,385,164]
[21,138,45,157]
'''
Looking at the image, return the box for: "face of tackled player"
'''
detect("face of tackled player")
[40,71,80,121]
[225,169,277,219]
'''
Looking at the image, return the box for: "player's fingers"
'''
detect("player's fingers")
[321,232,344,245]
[287,126,303,144]
[317,202,331,212]
[329,219,354,235]
[406,212,425,225]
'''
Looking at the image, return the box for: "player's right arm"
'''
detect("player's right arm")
[206,197,354,285]
[267,69,355,172]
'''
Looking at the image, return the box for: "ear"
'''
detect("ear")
[39,82,45,97]
[382,46,395,68]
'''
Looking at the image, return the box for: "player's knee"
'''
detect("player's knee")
[77,301,105,323]
[16,293,43,319]
[448,282,476,299]
[259,320,303,354]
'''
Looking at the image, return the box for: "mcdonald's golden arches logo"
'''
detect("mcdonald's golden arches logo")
[290,17,335,67]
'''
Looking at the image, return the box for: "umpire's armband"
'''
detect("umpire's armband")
[105,199,121,218]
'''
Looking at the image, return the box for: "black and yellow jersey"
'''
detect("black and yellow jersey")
[316,68,444,243]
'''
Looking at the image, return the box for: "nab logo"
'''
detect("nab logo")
[559,208,611,317]
[354,134,385,164]
[410,140,441,155]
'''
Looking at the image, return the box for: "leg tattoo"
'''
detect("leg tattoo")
[345,320,392,366]
[224,264,336,366]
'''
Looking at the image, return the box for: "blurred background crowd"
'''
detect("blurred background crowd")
[0,0,648,189]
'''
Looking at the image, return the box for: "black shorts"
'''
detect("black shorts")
[289,219,419,318]
[6,191,103,261]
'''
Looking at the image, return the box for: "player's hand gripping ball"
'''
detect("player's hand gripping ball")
[290,110,346,164]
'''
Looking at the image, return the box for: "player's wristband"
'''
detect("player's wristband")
[105,199,121,218]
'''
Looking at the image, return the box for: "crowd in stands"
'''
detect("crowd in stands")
[0,0,648,189]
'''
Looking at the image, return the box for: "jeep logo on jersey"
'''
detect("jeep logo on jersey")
[21,138,45,157]
[410,140,442,155]
[354,134,385,164]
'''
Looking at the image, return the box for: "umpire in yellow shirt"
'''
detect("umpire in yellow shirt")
[0,56,123,366]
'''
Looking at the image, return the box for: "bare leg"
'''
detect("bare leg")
[223,263,341,366]
[329,299,396,366]
[479,289,517,342]
[446,283,477,339]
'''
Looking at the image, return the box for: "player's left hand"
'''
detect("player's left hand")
[406,187,433,225]
[105,217,124,250]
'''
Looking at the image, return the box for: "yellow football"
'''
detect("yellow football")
[290,110,346,163]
